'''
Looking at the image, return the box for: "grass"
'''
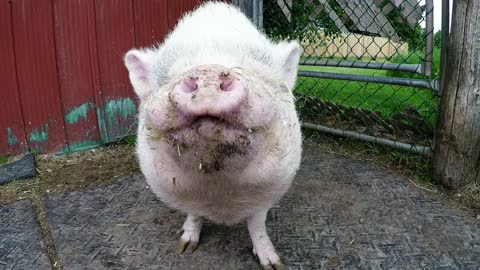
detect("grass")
[388,47,441,79]
[119,135,137,146]
[295,69,438,126]
[299,65,390,76]
[0,156,8,165]
[296,48,440,126]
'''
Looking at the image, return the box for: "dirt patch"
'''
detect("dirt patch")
[451,183,480,211]
[0,144,139,203]
[31,195,62,270]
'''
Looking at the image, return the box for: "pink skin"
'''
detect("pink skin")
[180,77,199,93]
[169,67,247,120]
[136,64,299,269]
[126,4,302,269]
[147,65,251,144]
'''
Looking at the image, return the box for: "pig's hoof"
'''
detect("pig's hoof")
[176,238,199,254]
[260,262,285,270]
[253,247,285,270]
[175,229,200,255]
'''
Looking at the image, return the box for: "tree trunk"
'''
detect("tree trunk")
[432,0,480,188]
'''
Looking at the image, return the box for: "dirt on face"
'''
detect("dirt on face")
[0,144,139,203]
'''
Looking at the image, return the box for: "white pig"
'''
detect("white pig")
[124,2,302,269]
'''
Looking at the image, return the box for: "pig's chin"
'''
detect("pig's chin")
[165,116,257,173]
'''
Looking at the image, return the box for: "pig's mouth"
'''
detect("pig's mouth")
[191,115,240,129]
[160,112,255,151]
[182,114,252,142]
[165,114,255,173]
[191,115,230,125]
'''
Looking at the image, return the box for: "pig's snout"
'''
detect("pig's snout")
[169,65,247,118]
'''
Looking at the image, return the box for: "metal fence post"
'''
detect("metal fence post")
[439,0,450,95]
[233,0,262,28]
[424,0,434,76]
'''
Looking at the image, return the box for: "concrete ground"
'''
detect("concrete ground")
[1,145,479,270]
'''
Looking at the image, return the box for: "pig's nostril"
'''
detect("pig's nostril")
[220,79,234,92]
[181,79,198,93]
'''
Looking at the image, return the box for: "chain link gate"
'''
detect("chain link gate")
[234,0,445,157]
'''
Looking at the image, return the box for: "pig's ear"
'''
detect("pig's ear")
[124,49,155,99]
[274,41,302,90]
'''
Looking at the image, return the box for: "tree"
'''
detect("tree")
[432,0,480,188]
[263,0,425,50]
[384,8,425,51]
[263,0,342,41]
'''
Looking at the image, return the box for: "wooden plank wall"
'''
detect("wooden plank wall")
[0,0,28,154]
[53,0,101,153]
[0,0,214,155]
[11,0,67,154]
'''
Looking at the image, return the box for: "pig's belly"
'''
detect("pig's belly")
[145,174,289,225]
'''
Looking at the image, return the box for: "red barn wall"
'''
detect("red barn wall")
[0,0,225,155]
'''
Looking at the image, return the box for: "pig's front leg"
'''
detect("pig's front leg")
[176,214,203,254]
[247,209,285,270]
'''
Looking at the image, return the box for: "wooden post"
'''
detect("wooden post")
[432,0,480,188]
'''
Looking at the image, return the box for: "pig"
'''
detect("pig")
[124,2,302,269]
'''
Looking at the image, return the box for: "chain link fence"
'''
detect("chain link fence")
[235,0,440,156]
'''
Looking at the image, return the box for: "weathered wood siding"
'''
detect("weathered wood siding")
[432,0,480,188]
[302,32,409,59]
[0,0,216,155]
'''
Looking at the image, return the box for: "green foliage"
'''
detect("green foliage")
[116,135,137,146]
[123,135,137,146]
[264,0,426,51]
[380,0,425,50]
[433,30,442,48]
[406,25,425,50]
[390,20,425,50]
[386,47,441,79]
[263,0,341,41]
[0,156,8,165]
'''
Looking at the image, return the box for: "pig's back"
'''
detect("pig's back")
[170,2,267,46]
[152,2,275,85]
